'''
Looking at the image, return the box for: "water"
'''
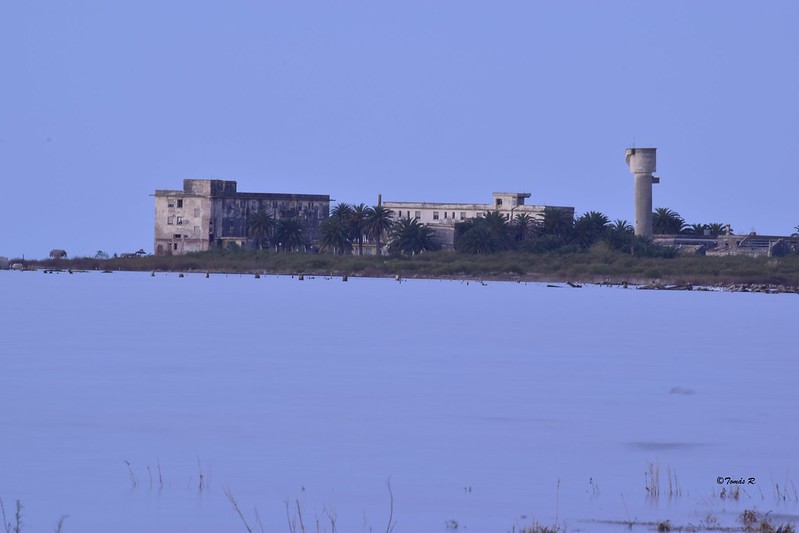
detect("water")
[1,270,797,532]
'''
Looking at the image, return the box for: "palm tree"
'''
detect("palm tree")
[388,218,437,256]
[605,219,634,252]
[610,219,633,234]
[350,203,373,256]
[706,223,729,236]
[455,211,514,254]
[686,223,708,235]
[248,209,275,249]
[319,216,353,255]
[652,208,686,235]
[274,217,305,251]
[540,208,574,241]
[364,205,394,256]
[331,203,354,220]
[456,222,504,254]
[572,211,610,248]
[512,213,538,242]
[792,225,799,237]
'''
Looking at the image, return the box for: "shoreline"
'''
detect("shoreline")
[12,264,799,294]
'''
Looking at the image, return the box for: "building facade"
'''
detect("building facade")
[154,179,330,255]
[383,192,574,250]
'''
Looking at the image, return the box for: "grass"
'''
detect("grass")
[594,510,798,533]
[739,509,796,533]
[17,248,799,288]
[0,498,67,533]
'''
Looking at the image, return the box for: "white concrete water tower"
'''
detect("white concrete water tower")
[625,147,660,237]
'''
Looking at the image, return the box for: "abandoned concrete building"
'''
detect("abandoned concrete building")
[383,192,575,251]
[154,179,330,255]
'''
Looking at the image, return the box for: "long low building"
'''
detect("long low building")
[384,192,574,250]
[154,179,330,255]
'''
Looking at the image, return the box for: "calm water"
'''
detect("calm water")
[1,270,797,532]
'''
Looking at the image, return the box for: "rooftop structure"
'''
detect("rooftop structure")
[154,179,330,255]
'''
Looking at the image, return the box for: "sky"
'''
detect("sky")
[2,1,798,258]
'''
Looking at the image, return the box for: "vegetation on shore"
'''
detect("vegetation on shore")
[19,245,799,288]
[12,205,799,287]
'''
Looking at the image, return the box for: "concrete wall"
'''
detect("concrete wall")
[154,191,212,255]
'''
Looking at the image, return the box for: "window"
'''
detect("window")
[194,208,201,217]
[167,199,175,208]
[496,198,503,206]
[444,212,447,219]
[452,212,455,219]
[415,211,421,219]
[167,216,174,225]
[174,234,182,239]
[433,211,439,220]
[193,226,200,235]
[460,212,466,220]
[176,216,183,225]
[173,243,178,251]
[177,199,183,208]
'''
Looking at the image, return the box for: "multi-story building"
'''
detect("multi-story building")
[383,192,574,250]
[154,179,330,255]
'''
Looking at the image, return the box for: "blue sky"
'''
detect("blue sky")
[2,1,797,258]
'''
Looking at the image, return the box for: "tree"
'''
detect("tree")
[388,218,437,256]
[274,218,305,251]
[540,208,574,241]
[605,219,634,252]
[610,219,633,234]
[364,205,394,256]
[350,203,373,256]
[652,208,686,235]
[792,225,799,237]
[455,211,514,254]
[95,250,109,260]
[248,210,275,249]
[512,213,537,243]
[686,223,708,235]
[706,223,729,236]
[319,216,353,255]
[331,203,354,220]
[572,211,610,248]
